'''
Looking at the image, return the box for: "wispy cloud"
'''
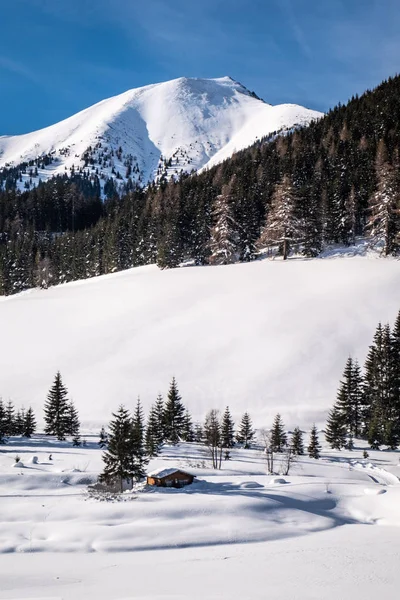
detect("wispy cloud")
[0,55,41,84]
[279,0,313,59]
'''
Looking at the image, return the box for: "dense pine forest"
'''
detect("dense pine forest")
[1,75,400,295]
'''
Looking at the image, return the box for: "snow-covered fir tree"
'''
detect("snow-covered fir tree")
[23,407,36,438]
[270,413,287,452]
[308,425,321,459]
[0,400,7,443]
[236,412,255,449]
[366,140,400,256]
[99,405,136,492]
[257,174,304,260]
[145,402,162,457]
[209,184,241,265]
[131,397,148,481]
[291,426,304,455]
[325,406,347,450]
[44,371,70,440]
[163,377,185,444]
[181,408,194,442]
[221,406,235,459]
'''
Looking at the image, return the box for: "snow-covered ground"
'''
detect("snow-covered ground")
[0,436,399,599]
[0,76,322,191]
[0,253,398,430]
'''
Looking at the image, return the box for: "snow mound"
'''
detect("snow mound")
[271,477,287,484]
[240,481,264,489]
[12,461,24,468]
[364,488,387,495]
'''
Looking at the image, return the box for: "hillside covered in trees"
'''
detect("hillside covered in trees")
[1,74,400,295]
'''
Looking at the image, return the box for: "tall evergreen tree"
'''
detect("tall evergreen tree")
[181,408,194,442]
[209,186,241,265]
[257,174,304,260]
[270,413,287,452]
[325,406,346,450]
[5,400,15,436]
[23,406,36,438]
[308,425,321,459]
[14,409,24,436]
[236,412,255,449]
[100,405,136,492]
[334,357,364,437]
[221,406,235,455]
[145,402,162,457]
[44,371,70,440]
[291,426,304,455]
[0,399,7,443]
[66,401,80,437]
[154,393,166,446]
[366,140,400,255]
[131,397,148,481]
[163,377,185,444]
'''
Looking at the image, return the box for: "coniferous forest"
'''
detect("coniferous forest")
[1,75,400,295]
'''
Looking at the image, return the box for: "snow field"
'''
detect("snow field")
[0,255,399,429]
[0,436,399,598]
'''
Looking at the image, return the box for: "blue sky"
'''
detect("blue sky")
[1,0,400,134]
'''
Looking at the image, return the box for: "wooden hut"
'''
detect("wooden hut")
[146,468,194,488]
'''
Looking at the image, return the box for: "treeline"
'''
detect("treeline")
[0,400,36,442]
[326,309,400,450]
[98,378,323,489]
[0,370,82,446]
[1,75,400,295]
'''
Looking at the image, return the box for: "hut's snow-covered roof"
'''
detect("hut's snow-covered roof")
[148,467,193,479]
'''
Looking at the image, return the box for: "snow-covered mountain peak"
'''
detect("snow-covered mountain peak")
[0,76,322,194]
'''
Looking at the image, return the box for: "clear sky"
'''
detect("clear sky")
[1,0,400,135]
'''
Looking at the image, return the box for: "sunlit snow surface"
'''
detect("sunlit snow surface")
[0,437,399,599]
[0,253,398,429]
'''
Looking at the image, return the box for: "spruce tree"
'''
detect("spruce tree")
[14,410,24,436]
[98,426,108,448]
[5,400,15,436]
[270,413,287,452]
[99,405,135,492]
[131,398,148,481]
[366,140,399,256]
[145,402,162,457]
[291,426,304,455]
[66,401,80,437]
[335,357,364,437]
[23,407,36,438]
[325,406,346,450]
[181,408,194,442]
[163,377,185,444]
[236,412,255,449]
[257,174,304,260]
[44,371,70,440]
[0,399,7,444]
[154,393,165,446]
[221,406,235,457]
[308,425,321,459]
[209,186,241,265]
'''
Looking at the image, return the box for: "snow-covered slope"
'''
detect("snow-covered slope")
[0,255,398,427]
[0,76,322,192]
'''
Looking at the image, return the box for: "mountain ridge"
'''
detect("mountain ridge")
[0,76,322,193]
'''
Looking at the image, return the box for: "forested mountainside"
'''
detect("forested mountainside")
[1,75,400,295]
